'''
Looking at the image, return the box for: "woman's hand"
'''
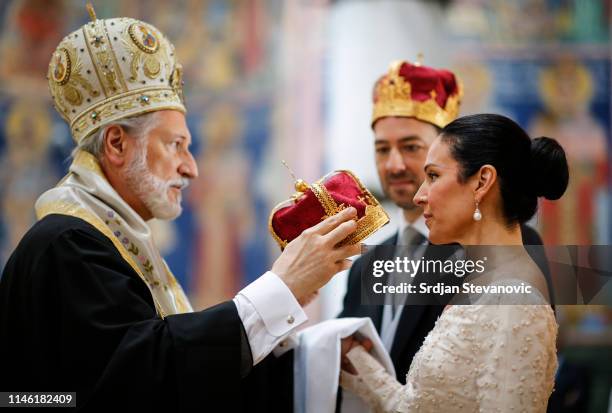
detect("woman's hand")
[340,335,373,375]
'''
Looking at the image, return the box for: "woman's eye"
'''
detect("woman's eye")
[427,172,438,181]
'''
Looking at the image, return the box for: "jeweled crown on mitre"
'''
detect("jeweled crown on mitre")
[372,59,462,129]
[48,3,185,143]
[269,169,390,250]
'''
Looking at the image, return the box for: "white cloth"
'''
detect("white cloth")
[233,271,307,365]
[294,317,395,413]
[341,281,558,413]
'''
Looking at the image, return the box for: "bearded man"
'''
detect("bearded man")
[0,8,359,411]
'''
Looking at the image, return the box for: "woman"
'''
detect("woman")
[340,113,569,412]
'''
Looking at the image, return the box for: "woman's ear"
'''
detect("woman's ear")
[474,164,497,202]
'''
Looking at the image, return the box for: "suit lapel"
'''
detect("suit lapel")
[389,243,458,363]
[389,304,427,362]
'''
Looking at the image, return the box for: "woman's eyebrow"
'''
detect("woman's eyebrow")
[424,163,451,172]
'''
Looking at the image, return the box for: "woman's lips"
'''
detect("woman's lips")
[423,213,433,226]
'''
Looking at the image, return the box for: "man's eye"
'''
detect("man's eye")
[404,144,422,153]
[375,147,389,155]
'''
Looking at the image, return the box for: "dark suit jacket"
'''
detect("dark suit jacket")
[338,224,553,385]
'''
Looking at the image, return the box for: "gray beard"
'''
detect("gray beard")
[124,141,184,220]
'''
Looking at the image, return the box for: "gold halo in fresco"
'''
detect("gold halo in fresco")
[128,23,160,54]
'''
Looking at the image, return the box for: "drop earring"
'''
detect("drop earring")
[473,200,482,221]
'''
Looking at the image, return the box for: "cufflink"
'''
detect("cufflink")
[287,315,295,324]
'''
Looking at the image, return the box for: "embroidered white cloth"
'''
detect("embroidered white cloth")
[294,317,395,413]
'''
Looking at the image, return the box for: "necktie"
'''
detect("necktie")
[390,226,426,315]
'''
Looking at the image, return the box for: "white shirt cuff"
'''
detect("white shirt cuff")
[233,271,307,365]
[272,333,299,357]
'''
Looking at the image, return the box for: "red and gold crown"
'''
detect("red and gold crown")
[372,60,462,129]
[269,170,390,250]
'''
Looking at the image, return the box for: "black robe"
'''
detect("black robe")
[0,214,251,412]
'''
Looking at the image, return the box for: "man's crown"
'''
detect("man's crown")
[372,60,463,129]
[48,4,185,143]
[269,170,390,250]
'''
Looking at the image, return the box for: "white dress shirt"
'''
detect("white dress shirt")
[396,210,429,243]
[233,271,307,365]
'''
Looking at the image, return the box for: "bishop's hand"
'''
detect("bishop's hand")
[271,207,360,305]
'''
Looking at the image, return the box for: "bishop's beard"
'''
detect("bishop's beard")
[124,141,189,220]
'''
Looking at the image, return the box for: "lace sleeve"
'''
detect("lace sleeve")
[473,304,558,413]
[340,346,413,413]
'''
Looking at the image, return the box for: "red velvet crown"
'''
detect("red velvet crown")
[372,60,462,128]
[269,170,390,250]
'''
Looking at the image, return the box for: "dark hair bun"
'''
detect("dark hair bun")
[530,137,569,200]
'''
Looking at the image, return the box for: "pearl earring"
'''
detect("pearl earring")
[473,201,482,221]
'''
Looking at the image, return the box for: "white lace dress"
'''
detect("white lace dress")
[341,282,558,413]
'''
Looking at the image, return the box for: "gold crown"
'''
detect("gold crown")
[48,5,185,143]
[372,61,462,129]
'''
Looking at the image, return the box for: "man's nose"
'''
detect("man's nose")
[385,147,405,174]
[179,150,199,179]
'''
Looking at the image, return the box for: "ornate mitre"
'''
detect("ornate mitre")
[372,60,463,129]
[47,4,185,143]
[269,170,390,250]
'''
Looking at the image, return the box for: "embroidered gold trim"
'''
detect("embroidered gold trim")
[128,22,160,54]
[123,22,168,82]
[82,24,110,98]
[70,87,183,142]
[49,45,100,120]
[311,182,341,218]
[165,264,191,313]
[73,150,105,177]
[36,201,167,318]
[339,204,389,246]
[102,19,128,93]
[268,199,291,250]
[84,18,135,96]
[52,48,71,85]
